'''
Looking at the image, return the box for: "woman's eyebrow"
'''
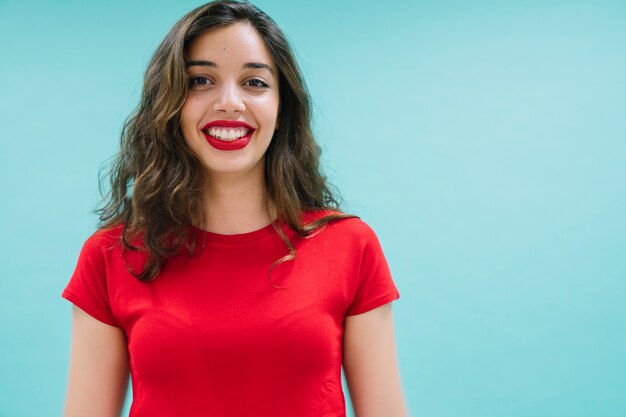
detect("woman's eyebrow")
[186,60,275,75]
[243,62,274,75]
[186,60,217,68]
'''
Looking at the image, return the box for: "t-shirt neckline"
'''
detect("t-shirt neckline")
[191,220,281,245]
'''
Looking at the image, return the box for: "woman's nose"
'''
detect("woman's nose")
[213,83,245,113]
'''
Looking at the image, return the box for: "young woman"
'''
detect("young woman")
[61,1,408,416]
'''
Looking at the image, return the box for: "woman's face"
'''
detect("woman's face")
[181,22,280,182]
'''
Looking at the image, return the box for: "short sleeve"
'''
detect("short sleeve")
[61,232,120,328]
[345,224,400,316]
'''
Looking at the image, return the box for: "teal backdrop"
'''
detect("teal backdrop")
[1,0,625,416]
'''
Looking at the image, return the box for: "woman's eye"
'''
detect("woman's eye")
[245,78,269,88]
[189,76,212,89]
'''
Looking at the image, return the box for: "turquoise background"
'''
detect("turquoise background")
[1,0,625,416]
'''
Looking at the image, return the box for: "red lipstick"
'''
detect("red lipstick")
[201,120,256,151]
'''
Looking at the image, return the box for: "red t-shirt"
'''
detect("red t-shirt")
[61,209,400,417]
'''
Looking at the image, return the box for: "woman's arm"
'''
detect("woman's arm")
[343,303,409,417]
[64,305,130,417]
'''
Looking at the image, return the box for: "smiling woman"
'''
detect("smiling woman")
[60,1,407,416]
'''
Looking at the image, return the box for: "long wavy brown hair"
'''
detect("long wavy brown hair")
[96,0,358,283]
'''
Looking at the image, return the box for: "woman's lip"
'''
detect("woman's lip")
[203,129,253,151]
[202,120,255,130]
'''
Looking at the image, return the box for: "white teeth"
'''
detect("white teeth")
[206,127,250,141]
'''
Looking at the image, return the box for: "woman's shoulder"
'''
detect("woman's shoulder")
[301,208,378,241]
[80,224,125,253]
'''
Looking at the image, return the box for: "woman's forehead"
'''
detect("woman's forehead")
[186,22,275,68]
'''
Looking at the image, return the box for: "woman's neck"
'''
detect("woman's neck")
[200,171,277,235]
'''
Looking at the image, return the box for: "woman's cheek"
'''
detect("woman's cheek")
[181,97,204,130]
